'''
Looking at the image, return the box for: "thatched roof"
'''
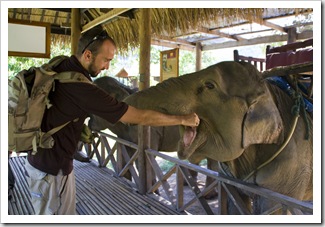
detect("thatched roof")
[103,8,268,52]
[8,8,313,54]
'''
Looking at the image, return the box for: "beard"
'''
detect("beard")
[88,61,98,78]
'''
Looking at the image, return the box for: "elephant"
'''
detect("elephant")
[88,77,218,197]
[88,76,180,152]
[123,61,313,214]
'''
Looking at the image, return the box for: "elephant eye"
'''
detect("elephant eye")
[205,82,215,89]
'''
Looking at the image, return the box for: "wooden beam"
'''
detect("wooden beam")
[203,30,313,51]
[195,28,275,45]
[42,8,72,13]
[285,21,313,29]
[151,39,195,52]
[51,25,71,35]
[197,27,240,41]
[53,11,59,25]
[262,20,286,33]
[81,8,132,33]
[154,35,195,47]
[206,13,300,37]
[40,9,45,22]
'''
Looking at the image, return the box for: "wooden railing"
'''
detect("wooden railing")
[82,131,313,215]
[233,49,266,72]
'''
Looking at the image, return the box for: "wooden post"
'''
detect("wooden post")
[71,8,81,55]
[138,8,151,195]
[234,49,239,62]
[195,42,202,71]
[287,27,297,44]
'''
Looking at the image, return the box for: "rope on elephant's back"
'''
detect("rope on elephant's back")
[243,115,299,181]
[243,77,312,182]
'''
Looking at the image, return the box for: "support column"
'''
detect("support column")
[287,27,297,44]
[196,42,202,71]
[71,8,81,55]
[138,8,151,195]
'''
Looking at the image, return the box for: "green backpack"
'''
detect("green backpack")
[8,55,92,154]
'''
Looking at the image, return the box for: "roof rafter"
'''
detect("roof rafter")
[197,27,242,41]
[82,8,133,33]
[151,39,195,52]
[203,30,313,51]
[257,19,286,33]
[154,35,195,47]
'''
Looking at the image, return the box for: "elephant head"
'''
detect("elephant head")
[124,61,284,163]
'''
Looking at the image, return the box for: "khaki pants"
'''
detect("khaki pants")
[24,158,76,215]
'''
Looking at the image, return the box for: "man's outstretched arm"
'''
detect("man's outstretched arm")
[119,106,200,127]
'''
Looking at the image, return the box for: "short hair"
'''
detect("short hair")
[76,25,116,57]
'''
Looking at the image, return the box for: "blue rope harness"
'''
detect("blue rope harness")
[267,76,312,140]
[266,76,313,113]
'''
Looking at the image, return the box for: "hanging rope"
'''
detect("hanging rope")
[291,77,311,140]
[243,114,299,181]
[243,76,311,181]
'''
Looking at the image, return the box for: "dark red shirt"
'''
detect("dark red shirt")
[27,56,128,175]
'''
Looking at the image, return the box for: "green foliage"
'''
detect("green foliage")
[159,159,176,172]
[8,41,71,79]
[179,50,196,75]
[150,46,161,65]
[202,51,219,69]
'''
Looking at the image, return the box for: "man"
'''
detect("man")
[24,26,200,215]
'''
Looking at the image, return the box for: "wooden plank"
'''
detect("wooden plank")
[8,156,181,215]
[75,164,136,215]
[9,157,34,215]
[74,160,180,215]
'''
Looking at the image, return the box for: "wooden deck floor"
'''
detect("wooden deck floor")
[8,156,182,215]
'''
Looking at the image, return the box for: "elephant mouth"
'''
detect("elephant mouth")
[183,126,197,148]
[178,125,205,160]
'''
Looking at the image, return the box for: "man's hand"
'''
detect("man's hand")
[181,113,200,127]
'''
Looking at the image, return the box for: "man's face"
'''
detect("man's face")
[88,40,116,77]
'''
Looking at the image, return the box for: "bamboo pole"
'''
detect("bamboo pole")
[71,8,81,55]
[196,42,202,71]
[137,8,151,195]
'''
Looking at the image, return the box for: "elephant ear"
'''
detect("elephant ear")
[242,92,284,148]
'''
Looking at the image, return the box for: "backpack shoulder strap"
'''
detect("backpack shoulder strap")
[48,55,69,67]
[39,55,69,76]
[54,71,92,84]
[40,55,91,84]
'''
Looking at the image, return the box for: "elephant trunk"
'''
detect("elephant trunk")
[123,76,194,115]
